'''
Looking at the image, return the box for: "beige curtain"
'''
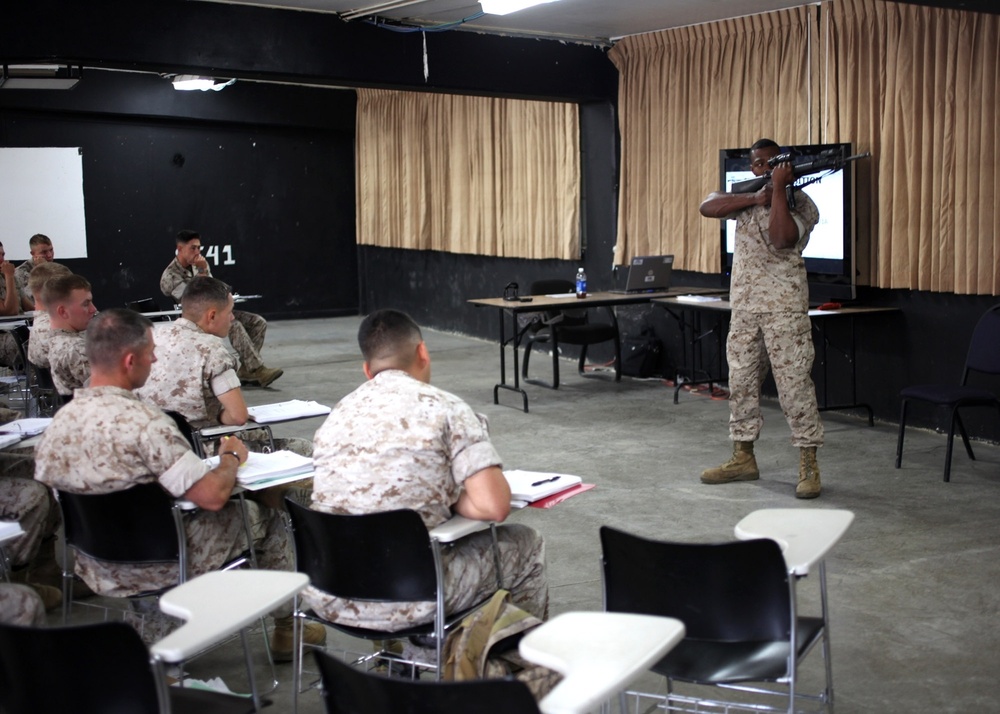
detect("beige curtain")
[825,0,1000,295]
[608,6,820,272]
[355,89,580,260]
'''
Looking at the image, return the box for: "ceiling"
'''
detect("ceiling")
[196,0,995,46]
[194,0,829,46]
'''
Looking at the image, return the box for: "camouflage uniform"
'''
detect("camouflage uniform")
[160,258,268,372]
[0,477,56,567]
[0,277,22,369]
[727,191,823,448]
[136,320,309,460]
[309,369,548,630]
[33,386,294,600]
[14,261,33,305]
[27,311,52,368]
[0,584,45,626]
[48,328,89,397]
[137,319,240,428]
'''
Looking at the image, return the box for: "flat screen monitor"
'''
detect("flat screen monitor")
[719,142,856,303]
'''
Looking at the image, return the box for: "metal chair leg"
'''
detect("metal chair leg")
[895,400,908,468]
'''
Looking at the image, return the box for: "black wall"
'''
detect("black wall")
[0,70,358,317]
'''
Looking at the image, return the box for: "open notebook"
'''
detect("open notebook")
[503,470,583,503]
[204,450,313,489]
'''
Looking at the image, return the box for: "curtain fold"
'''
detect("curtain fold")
[826,0,999,294]
[356,89,580,260]
[608,7,818,272]
[611,0,1000,295]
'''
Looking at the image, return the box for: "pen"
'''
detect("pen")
[531,476,560,487]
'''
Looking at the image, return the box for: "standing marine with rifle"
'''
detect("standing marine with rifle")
[698,137,824,498]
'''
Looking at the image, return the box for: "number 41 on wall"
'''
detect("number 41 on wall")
[204,245,236,266]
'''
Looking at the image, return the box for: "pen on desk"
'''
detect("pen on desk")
[530,476,560,487]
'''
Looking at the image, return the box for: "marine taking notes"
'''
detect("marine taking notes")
[504,470,583,502]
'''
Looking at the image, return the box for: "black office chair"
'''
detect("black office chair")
[29,361,65,415]
[600,526,831,714]
[521,279,621,388]
[285,498,502,693]
[56,481,277,696]
[57,481,196,620]
[313,647,541,714]
[0,620,256,714]
[5,323,32,413]
[896,303,1000,482]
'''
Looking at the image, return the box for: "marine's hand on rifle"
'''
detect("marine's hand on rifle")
[771,161,795,188]
[754,183,773,207]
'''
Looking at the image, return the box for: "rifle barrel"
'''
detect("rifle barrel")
[729,151,870,194]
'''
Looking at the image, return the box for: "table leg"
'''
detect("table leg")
[493,308,529,412]
[815,315,874,426]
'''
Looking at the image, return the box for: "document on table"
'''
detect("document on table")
[504,470,584,503]
[247,400,332,423]
[674,295,723,302]
[204,450,314,489]
[544,293,578,299]
[0,418,53,437]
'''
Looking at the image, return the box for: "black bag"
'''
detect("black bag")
[621,328,663,378]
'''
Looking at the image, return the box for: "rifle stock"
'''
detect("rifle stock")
[730,151,871,194]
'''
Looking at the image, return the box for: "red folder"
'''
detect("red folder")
[528,483,595,509]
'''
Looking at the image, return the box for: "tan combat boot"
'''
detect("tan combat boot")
[252,366,284,389]
[270,615,328,662]
[701,441,760,484]
[9,565,62,611]
[236,364,258,385]
[796,446,822,499]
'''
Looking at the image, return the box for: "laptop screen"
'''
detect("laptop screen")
[624,255,674,292]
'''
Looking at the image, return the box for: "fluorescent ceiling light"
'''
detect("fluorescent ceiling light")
[0,65,81,90]
[479,0,559,16]
[171,75,236,91]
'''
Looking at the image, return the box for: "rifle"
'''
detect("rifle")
[730,149,871,207]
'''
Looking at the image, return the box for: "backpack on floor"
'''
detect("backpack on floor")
[621,327,664,378]
[441,589,561,701]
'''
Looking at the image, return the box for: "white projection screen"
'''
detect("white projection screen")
[0,147,88,260]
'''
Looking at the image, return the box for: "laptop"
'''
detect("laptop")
[611,255,675,294]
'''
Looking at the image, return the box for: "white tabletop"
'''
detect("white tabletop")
[151,570,309,662]
[429,515,492,543]
[0,520,25,547]
[734,508,854,576]
[520,611,685,714]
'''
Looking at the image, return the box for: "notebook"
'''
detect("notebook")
[204,450,314,489]
[610,255,675,294]
[503,470,584,503]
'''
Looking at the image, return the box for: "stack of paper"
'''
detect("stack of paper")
[205,450,314,488]
[247,400,332,424]
[0,434,22,450]
[0,418,53,437]
[504,470,583,503]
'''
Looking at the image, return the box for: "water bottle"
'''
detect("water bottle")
[575,267,587,299]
